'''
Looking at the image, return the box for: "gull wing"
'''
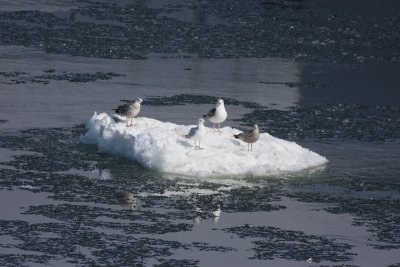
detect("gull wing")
[113,103,130,114]
[185,126,198,138]
[203,108,216,118]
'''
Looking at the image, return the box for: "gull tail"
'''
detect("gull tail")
[202,114,207,118]
[175,127,190,138]
[234,134,240,139]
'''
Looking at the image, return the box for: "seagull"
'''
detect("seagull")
[203,99,227,132]
[234,124,260,151]
[185,118,207,149]
[113,98,143,127]
[212,204,221,223]
[307,257,313,264]
[195,207,203,214]
[212,204,221,217]
[120,190,138,210]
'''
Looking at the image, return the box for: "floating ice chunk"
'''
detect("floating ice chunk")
[80,112,328,177]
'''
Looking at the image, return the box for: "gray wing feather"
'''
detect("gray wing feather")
[114,103,130,114]
[236,130,259,143]
[185,127,197,138]
[203,108,216,118]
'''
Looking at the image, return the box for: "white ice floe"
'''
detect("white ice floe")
[80,112,328,177]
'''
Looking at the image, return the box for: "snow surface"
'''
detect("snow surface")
[80,112,328,177]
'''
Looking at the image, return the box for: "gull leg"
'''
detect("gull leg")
[126,118,128,127]
[251,143,253,151]
[198,141,204,149]
[218,123,221,133]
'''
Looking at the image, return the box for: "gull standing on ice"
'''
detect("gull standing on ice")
[234,124,260,151]
[203,99,227,132]
[185,118,207,149]
[113,98,143,127]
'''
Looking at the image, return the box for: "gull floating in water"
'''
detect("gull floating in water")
[113,98,143,127]
[185,118,207,149]
[119,190,138,210]
[234,124,260,151]
[203,99,227,132]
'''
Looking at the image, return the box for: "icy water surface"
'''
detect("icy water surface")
[1,46,400,267]
[1,0,400,266]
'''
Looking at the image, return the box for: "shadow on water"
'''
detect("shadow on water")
[298,63,400,106]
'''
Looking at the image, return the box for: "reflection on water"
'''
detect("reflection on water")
[4,46,399,132]
[0,46,301,130]
[125,56,301,110]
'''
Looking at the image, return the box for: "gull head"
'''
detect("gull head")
[216,99,224,107]
[135,98,143,104]
[198,118,205,125]
[253,124,259,130]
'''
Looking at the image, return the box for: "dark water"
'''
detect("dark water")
[1,1,400,267]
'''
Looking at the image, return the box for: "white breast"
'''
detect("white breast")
[209,106,227,124]
[191,124,206,141]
